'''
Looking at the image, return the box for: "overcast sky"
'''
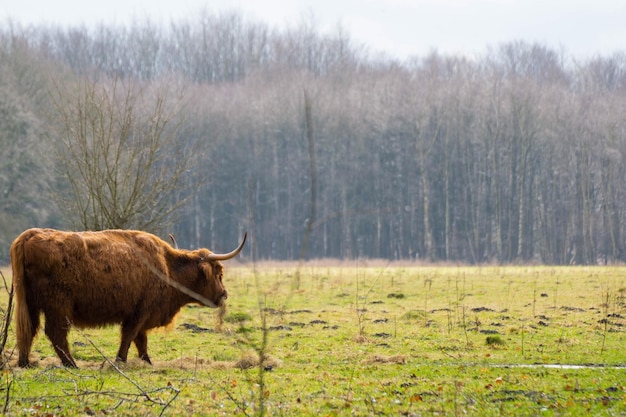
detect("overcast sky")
[2,0,625,60]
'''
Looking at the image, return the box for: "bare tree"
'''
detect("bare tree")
[0,29,56,262]
[49,75,197,232]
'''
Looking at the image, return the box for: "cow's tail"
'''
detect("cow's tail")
[10,235,35,366]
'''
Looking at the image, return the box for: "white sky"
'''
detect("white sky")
[1,0,625,60]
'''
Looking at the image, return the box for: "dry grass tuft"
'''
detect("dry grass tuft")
[234,352,258,369]
[234,351,282,370]
[215,303,227,332]
[208,361,232,370]
[364,354,407,365]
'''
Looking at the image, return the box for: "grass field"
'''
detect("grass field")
[0,262,624,416]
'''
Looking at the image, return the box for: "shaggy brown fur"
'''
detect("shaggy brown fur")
[10,228,246,368]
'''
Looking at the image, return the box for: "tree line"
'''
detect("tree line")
[1,12,625,264]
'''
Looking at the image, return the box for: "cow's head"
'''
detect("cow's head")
[196,232,247,307]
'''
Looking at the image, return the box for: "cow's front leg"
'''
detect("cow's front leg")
[117,319,144,363]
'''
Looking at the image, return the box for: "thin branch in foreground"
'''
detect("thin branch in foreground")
[72,324,180,414]
[73,325,154,400]
[0,270,14,368]
[2,370,12,414]
[138,257,218,307]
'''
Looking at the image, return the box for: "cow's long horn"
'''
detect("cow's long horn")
[168,233,178,249]
[207,232,247,261]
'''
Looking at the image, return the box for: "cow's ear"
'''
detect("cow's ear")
[197,261,210,276]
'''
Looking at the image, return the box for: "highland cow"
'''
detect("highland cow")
[10,228,246,367]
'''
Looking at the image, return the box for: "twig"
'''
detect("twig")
[76,328,152,394]
[600,286,611,355]
[354,260,391,337]
[222,382,252,417]
[0,270,14,368]
[0,270,10,293]
[138,257,218,307]
[2,370,12,415]
[76,329,180,415]
[21,387,178,406]
[158,387,180,417]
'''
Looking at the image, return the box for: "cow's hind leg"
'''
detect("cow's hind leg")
[44,316,77,367]
[134,331,152,364]
[17,303,40,367]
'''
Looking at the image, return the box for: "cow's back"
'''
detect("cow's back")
[19,228,169,327]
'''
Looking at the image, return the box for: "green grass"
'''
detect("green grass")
[0,263,625,415]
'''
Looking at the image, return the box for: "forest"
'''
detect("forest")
[1,11,625,264]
